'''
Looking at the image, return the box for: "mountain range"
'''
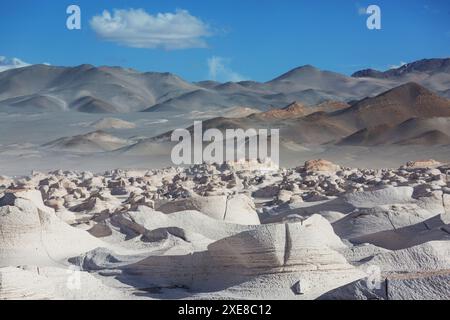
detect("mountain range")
[0,58,449,113]
[143,82,450,148]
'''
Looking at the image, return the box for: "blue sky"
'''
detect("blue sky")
[0,0,449,82]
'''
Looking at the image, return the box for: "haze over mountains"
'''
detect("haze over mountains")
[0,58,449,114]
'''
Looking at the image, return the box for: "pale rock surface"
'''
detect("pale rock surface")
[405,159,443,169]
[319,241,450,300]
[0,191,104,266]
[156,194,260,225]
[1,161,450,300]
[74,215,364,298]
[303,159,341,173]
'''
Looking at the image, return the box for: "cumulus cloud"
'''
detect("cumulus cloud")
[90,8,211,50]
[0,56,30,72]
[389,61,407,69]
[207,56,247,82]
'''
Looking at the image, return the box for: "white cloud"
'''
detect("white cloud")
[90,8,211,50]
[357,7,367,15]
[355,2,367,16]
[0,56,30,72]
[207,56,247,82]
[389,61,407,69]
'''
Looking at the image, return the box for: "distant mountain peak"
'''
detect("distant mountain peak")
[269,64,320,82]
[0,56,30,72]
[348,82,441,111]
[294,64,318,71]
[1,57,449,114]
[76,63,95,69]
[350,68,385,78]
[343,81,450,131]
[378,82,436,99]
[352,58,450,79]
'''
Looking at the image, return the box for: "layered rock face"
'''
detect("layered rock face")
[0,159,449,300]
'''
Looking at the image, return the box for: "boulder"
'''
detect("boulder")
[406,159,442,169]
[303,159,341,173]
[0,193,104,266]
[156,194,260,225]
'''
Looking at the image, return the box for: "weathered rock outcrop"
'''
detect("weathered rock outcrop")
[0,190,104,266]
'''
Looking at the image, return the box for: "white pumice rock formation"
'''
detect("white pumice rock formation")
[155,194,260,225]
[0,190,105,266]
[1,160,450,300]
